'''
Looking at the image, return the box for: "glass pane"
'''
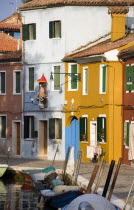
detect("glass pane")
[55,21,61,38]
[1,72,5,93]
[16,72,21,93]
[29,68,34,91]
[102,66,106,92]
[29,24,34,40]
[49,119,55,139]
[84,69,88,94]
[54,66,60,90]
[30,116,34,138]
[1,116,6,138]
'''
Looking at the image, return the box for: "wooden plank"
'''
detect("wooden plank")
[93,159,106,194]
[86,164,99,193]
[107,157,122,201]
[102,160,115,197]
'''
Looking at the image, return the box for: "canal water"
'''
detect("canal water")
[0,170,57,210]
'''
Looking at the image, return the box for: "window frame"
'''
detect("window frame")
[22,23,36,41]
[0,115,6,139]
[52,65,61,91]
[99,64,107,94]
[97,115,106,143]
[80,116,88,142]
[49,118,62,140]
[49,20,61,39]
[68,63,78,91]
[125,65,134,92]
[24,116,34,140]
[13,70,21,95]
[28,67,34,92]
[83,66,88,95]
[0,71,6,95]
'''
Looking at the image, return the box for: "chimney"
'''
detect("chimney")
[108,7,129,41]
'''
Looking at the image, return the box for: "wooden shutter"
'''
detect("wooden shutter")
[16,72,20,93]
[126,66,134,91]
[97,117,106,142]
[29,67,34,91]
[71,64,77,89]
[80,117,87,141]
[55,21,61,38]
[30,116,34,138]
[1,116,6,138]
[49,119,55,139]
[124,121,129,146]
[22,24,29,41]
[24,116,29,138]
[1,72,5,93]
[33,24,36,40]
[54,66,60,90]
[49,22,53,38]
[102,65,106,92]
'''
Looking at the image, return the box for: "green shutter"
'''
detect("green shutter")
[102,66,106,92]
[126,66,134,91]
[22,24,29,41]
[49,22,53,38]
[59,119,62,139]
[71,64,77,89]
[80,117,87,141]
[16,72,20,93]
[31,116,34,138]
[1,116,6,138]
[58,21,61,38]
[33,24,36,40]
[29,68,34,91]
[124,121,129,146]
[49,119,55,139]
[1,72,5,93]
[54,66,60,90]
[24,116,29,138]
[97,117,106,142]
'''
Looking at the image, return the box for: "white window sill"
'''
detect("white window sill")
[80,141,88,143]
[125,146,129,149]
[13,93,21,95]
[24,138,34,141]
[68,89,78,91]
[99,92,106,94]
[0,93,6,95]
[98,142,106,144]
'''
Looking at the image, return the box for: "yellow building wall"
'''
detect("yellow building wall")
[64,61,122,164]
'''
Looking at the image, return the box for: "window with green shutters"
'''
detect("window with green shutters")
[24,116,34,139]
[80,117,88,141]
[0,116,6,138]
[97,117,106,142]
[83,67,88,95]
[124,121,130,147]
[71,64,77,90]
[22,24,36,41]
[29,67,34,91]
[54,66,60,90]
[125,66,134,91]
[100,65,106,94]
[14,71,21,94]
[0,72,5,94]
[49,118,62,139]
[49,21,61,38]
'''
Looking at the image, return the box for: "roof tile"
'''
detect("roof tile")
[0,33,19,52]
[0,50,22,61]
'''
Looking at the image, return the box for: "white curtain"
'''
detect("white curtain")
[128,124,134,160]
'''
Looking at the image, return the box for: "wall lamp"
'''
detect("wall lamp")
[50,72,81,81]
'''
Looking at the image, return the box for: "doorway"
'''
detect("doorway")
[39,120,47,156]
[12,121,21,156]
[90,121,97,146]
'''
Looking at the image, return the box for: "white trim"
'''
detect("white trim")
[83,66,88,95]
[13,70,21,95]
[99,64,107,94]
[68,63,78,91]
[99,114,106,117]
[90,121,97,146]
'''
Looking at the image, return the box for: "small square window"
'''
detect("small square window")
[49,21,61,38]
[0,72,6,94]
[22,24,36,41]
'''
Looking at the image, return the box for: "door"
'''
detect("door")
[39,120,47,156]
[16,122,20,155]
[90,121,97,146]
[12,121,21,156]
[65,117,79,160]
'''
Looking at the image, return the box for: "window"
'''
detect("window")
[54,66,60,90]
[0,72,5,94]
[80,117,88,141]
[125,66,134,91]
[69,64,78,90]
[24,116,34,139]
[49,118,62,139]
[97,117,106,142]
[124,121,130,147]
[100,65,106,94]
[0,116,6,138]
[49,21,61,38]
[83,67,88,95]
[13,71,21,94]
[22,24,36,41]
[29,67,34,91]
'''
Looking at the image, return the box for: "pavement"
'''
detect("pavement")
[0,156,134,210]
